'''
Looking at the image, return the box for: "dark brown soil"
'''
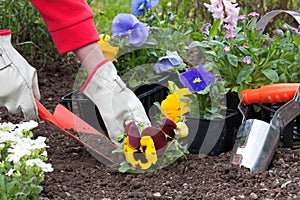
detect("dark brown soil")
[1,59,300,200]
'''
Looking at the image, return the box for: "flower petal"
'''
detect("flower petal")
[138,136,157,169]
[153,59,174,73]
[179,69,206,92]
[130,0,146,16]
[111,14,139,38]
[124,121,141,149]
[127,22,149,47]
[197,65,215,85]
[141,127,168,155]
[130,0,160,16]
[161,117,176,138]
[159,51,183,66]
[146,0,159,10]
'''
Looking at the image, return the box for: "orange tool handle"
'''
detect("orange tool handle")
[241,83,300,104]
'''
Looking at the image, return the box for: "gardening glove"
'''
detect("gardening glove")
[0,30,40,121]
[80,60,151,146]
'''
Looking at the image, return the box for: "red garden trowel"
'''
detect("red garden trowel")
[231,83,300,172]
[35,99,122,169]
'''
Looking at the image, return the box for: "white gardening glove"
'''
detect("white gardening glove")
[0,30,40,121]
[80,60,151,146]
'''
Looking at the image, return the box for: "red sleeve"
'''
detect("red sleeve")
[30,0,100,54]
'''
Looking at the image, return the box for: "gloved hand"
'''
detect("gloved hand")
[80,59,151,146]
[0,30,40,121]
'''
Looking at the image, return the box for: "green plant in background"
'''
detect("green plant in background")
[190,0,300,96]
[0,121,53,199]
[90,0,131,33]
[0,1,62,66]
[107,0,192,88]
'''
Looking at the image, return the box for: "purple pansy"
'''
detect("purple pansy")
[168,12,174,21]
[130,0,159,16]
[146,13,155,23]
[125,118,176,155]
[179,65,215,93]
[111,14,149,47]
[153,51,183,73]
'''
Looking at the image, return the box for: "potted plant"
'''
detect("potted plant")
[155,65,240,155]
[190,1,300,97]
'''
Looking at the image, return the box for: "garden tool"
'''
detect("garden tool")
[256,10,300,34]
[231,83,300,172]
[35,99,122,169]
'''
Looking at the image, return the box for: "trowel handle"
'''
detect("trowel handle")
[241,83,300,104]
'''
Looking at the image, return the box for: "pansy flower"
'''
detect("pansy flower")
[168,12,174,21]
[97,34,119,61]
[179,65,215,93]
[153,51,183,73]
[130,0,159,16]
[146,13,155,23]
[123,119,176,169]
[160,82,191,122]
[112,14,149,47]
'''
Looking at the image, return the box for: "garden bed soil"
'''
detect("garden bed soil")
[1,59,300,200]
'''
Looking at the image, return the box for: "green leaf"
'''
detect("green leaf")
[209,18,221,39]
[247,17,257,29]
[31,185,43,195]
[238,46,250,55]
[237,65,255,84]
[188,41,209,48]
[7,181,18,196]
[262,69,279,82]
[118,162,135,173]
[227,54,238,67]
[279,74,288,82]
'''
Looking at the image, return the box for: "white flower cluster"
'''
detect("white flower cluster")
[204,0,240,27]
[0,120,53,175]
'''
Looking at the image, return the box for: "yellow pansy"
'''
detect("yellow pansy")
[98,34,119,61]
[123,136,157,170]
[161,87,192,122]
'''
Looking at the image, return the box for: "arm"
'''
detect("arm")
[29,0,100,55]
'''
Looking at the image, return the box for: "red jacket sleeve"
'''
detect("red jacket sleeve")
[30,0,100,54]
